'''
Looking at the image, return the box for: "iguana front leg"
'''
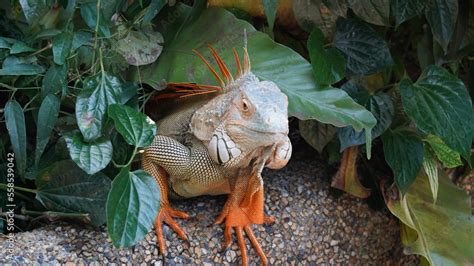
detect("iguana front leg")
[142,135,192,255]
[214,173,273,266]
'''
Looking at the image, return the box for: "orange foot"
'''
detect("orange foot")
[154,205,190,255]
[214,186,274,266]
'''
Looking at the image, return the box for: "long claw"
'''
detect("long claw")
[170,209,190,219]
[264,215,276,224]
[244,225,267,266]
[165,216,188,241]
[221,225,232,252]
[153,207,190,256]
[236,227,248,266]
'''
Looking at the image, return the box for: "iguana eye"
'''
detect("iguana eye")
[241,99,249,112]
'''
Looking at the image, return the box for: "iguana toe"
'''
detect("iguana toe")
[154,206,190,255]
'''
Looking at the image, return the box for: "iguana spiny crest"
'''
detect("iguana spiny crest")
[189,46,291,169]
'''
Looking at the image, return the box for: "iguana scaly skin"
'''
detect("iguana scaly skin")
[142,46,292,265]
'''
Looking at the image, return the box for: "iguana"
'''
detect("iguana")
[142,45,292,265]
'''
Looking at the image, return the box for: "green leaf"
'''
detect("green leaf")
[53,31,73,65]
[72,31,93,50]
[80,2,111,37]
[333,18,393,76]
[425,0,458,52]
[4,100,27,176]
[108,104,156,148]
[262,0,279,31]
[386,172,474,265]
[0,56,44,75]
[381,129,424,193]
[308,27,346,86]
[348,0,390,26]
[391,0,426,27]
[143,0,167,23]
[423,134,463,168]
[65,132,113,175]
[106,168,160,247]
[338,81,394,150]
[137,5,376,138]
[299,119,337,153]
[115,30,164,66]
[41,63,68,98]
[322,0,348,17]
[10,41,35,54]
[76,73,123,141]
[0,64,44,75]
[422,144,438,203]
[0,37,12,49]
[399,66,473,161]
[19,0,54,26]
[36,160,111,226]
[35,94,60,165]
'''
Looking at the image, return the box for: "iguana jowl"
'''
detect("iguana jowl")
[142,45,292,265]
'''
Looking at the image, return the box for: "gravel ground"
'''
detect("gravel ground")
[0,150,416,265]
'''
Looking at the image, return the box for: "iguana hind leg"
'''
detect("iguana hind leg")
[142,136,191,255]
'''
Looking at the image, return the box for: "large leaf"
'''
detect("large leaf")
[423,134,463,168]
[425,0,458,53]
[36,160,111,226]
[65,132,113,175]
[299,119,337,153]
[338,81,394,150]
[115,30,164,66]
[76,73,123,141]
[333,18,393,76]
[136,5,376,138]
[4,100,27,176]
[386,172,474,265]
[35,94,60,165]
[399,66,473,161]
[10,40,35,54]
[0,56,45,75]
[41,63,68,98]
[107,104,156,148]
[391,0,426,27]
[19,0,54,26]
[308,27,346,86]
[106,169,160,247]
[348,0,390,26]
[381,129,424,193]
[52,31,73,65]
[80,2,111,37]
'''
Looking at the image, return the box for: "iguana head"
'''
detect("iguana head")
[190,46,291,169]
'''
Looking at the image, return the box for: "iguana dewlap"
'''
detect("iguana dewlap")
[142,46,292,266]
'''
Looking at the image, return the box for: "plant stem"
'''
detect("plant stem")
[28,42,53,57]
[113,146,138,168]
[22,209,89,218]
[0,83,40,91]
[91,0,102,74]
[0,183,38,194]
